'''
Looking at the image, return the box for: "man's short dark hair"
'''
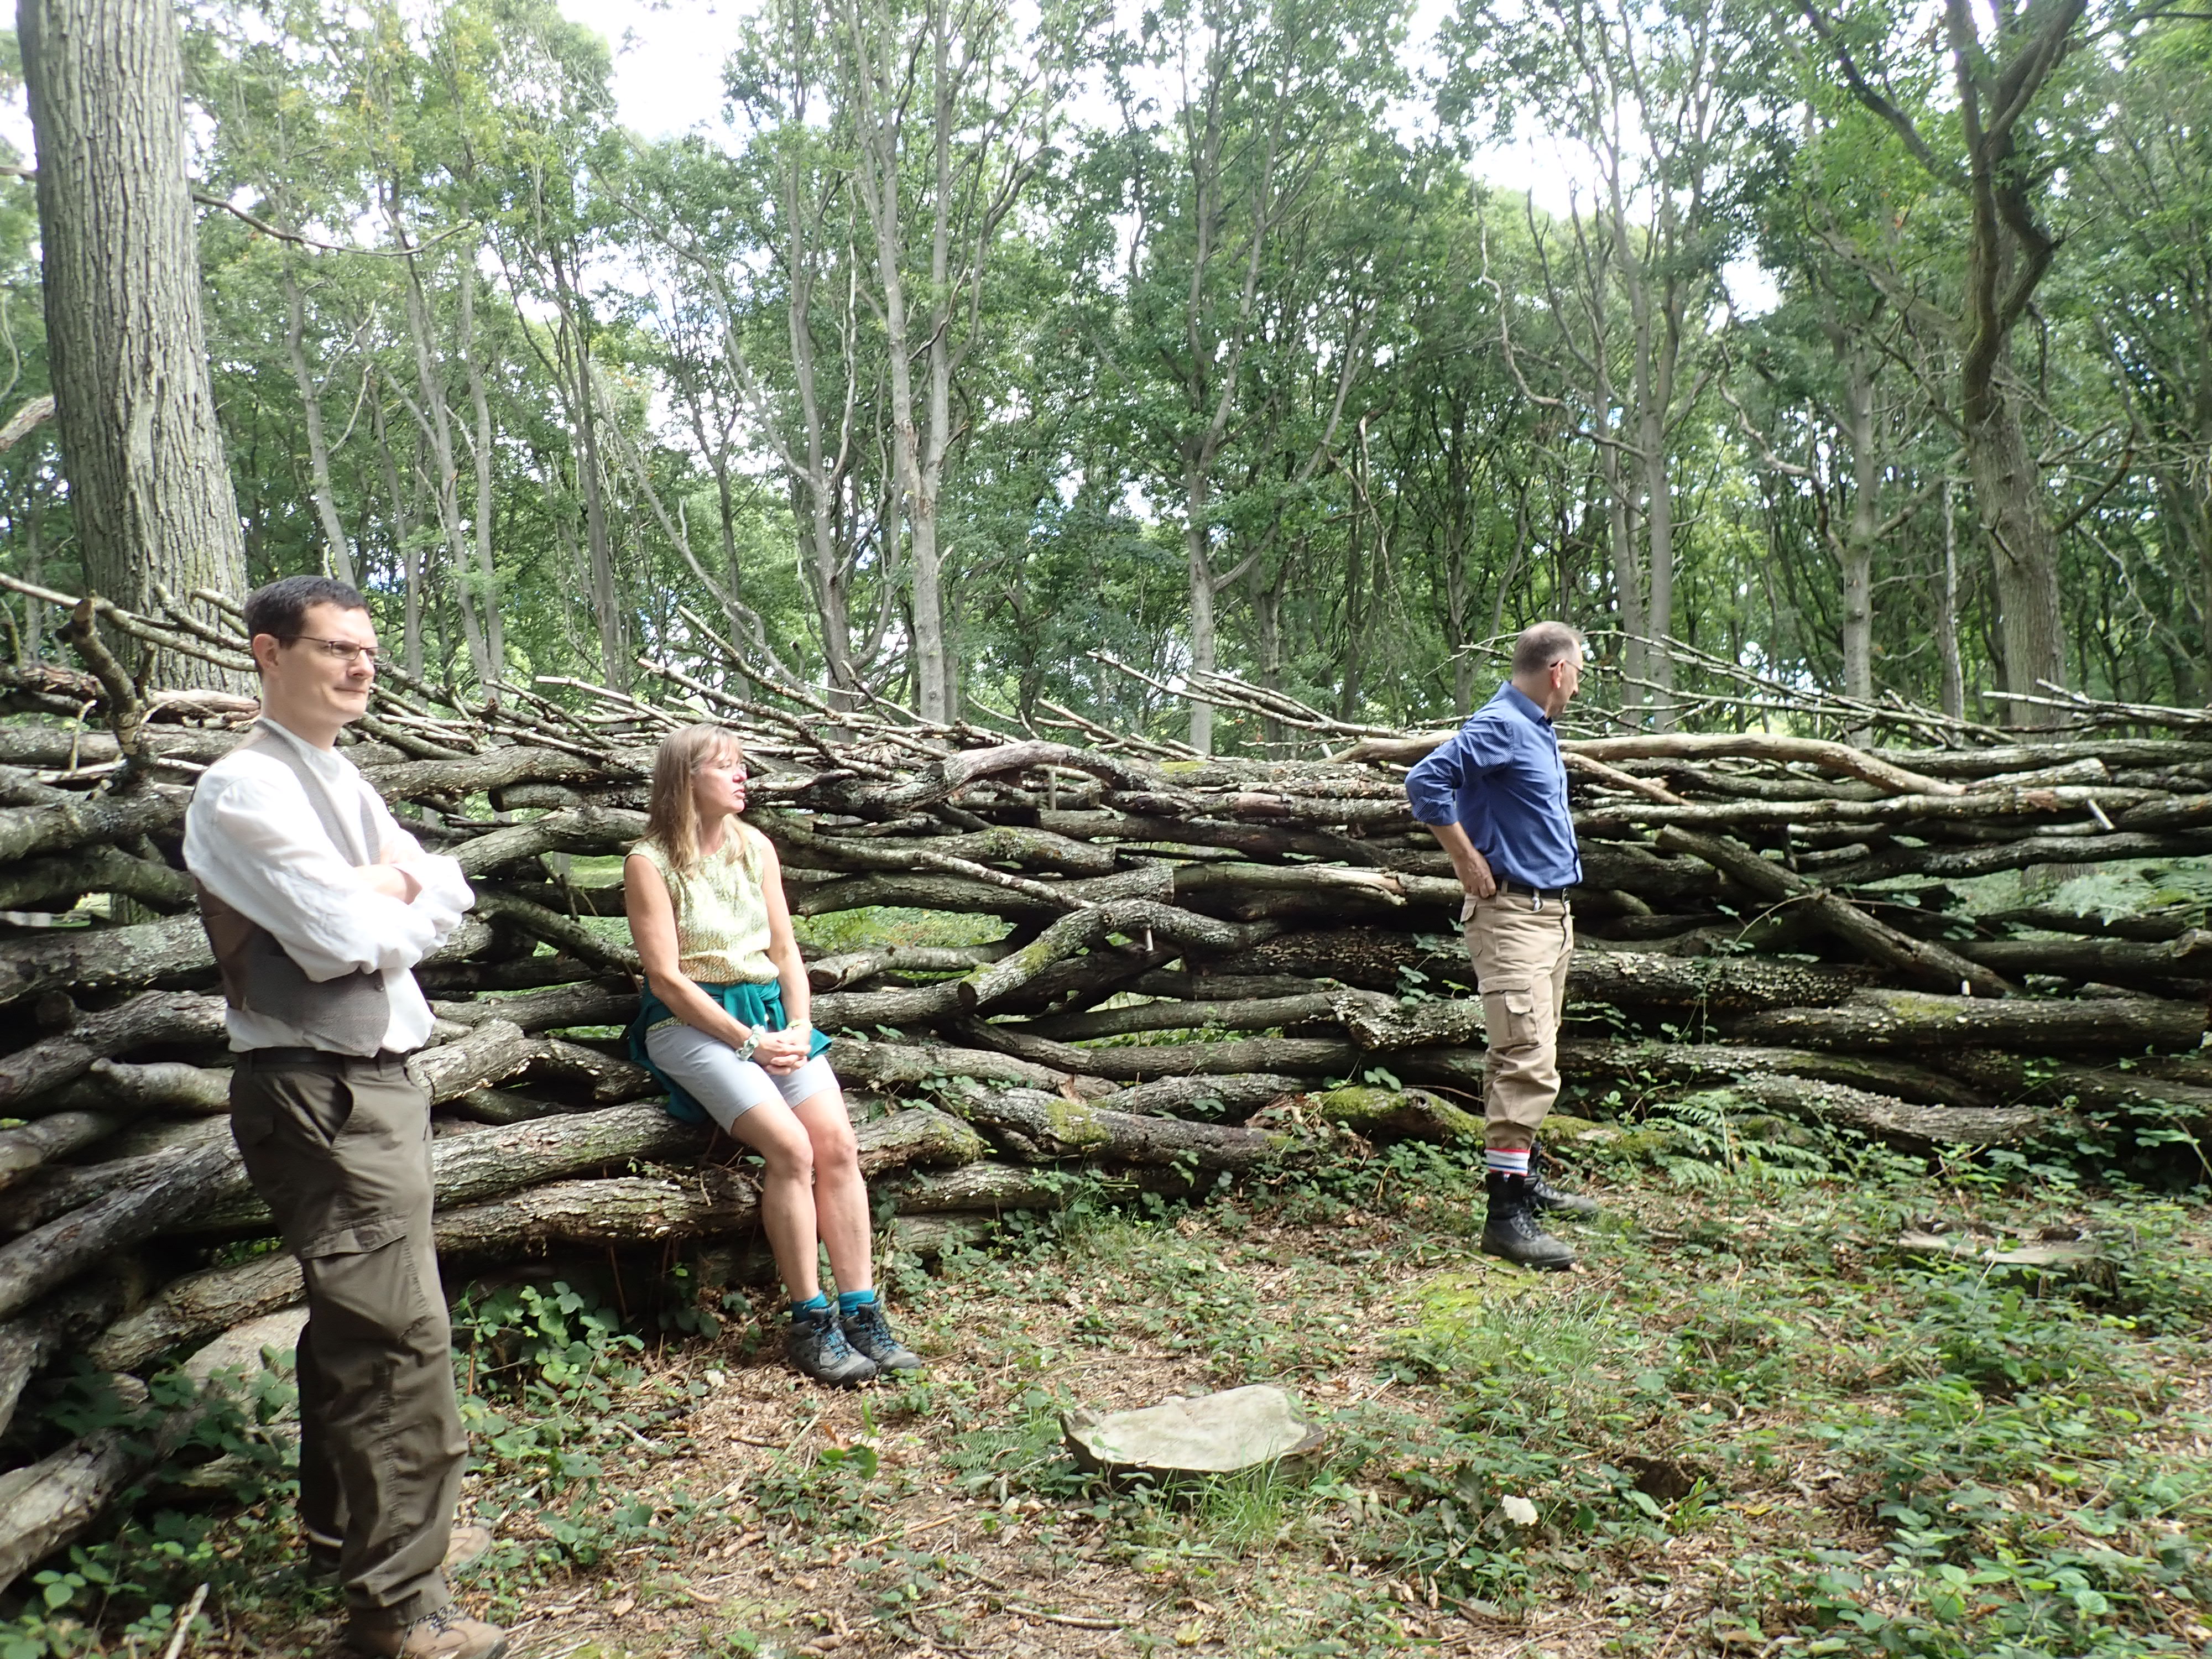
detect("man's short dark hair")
[243,576,368,644]
[1512,620,1583,676]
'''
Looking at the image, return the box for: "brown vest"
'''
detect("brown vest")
[195,725,393,1055]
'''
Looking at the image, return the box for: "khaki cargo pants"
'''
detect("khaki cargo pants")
[230,1051,466,1623]
[1462,891,1574,1148]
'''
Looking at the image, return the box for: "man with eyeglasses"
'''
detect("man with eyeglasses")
[184,577,505,1659]
[1405,620,1599,1271]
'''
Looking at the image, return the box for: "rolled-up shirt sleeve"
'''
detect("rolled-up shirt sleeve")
[370,805,474,943]
[1405,718,1510,826]
[190,770,450,982]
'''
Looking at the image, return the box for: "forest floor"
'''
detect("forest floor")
[27,1107,2211,1659]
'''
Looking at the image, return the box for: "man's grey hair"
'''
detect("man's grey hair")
[1511,620,1584,677]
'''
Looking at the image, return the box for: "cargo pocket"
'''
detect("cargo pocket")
[296,1217,441,1344]
[1481,980,1539,1048]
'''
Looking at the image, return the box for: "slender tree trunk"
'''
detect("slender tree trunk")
[1937,478,1965,721]
[19,0,248,687]
[279,258,355,587]
[1184,463,1217,754]
[396,242,492,690]
[458,258,503,683]
[22,503,42,661]
[1839,350,1876,710]
[573,382,623,691]
[368,374,422,680]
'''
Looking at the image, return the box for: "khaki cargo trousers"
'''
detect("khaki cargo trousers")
[1461,891,1574,1149]
[229,1051,466,1623]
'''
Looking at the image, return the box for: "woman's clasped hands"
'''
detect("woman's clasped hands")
[749,1024,813,1073]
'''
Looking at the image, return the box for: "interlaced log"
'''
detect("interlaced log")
[7,578,2211,1589]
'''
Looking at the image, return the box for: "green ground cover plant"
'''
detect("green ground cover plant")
[0,1089,2202,1658]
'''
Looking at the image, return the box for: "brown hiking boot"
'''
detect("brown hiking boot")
[343,1604,508,1659]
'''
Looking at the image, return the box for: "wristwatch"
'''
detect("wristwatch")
[734,1029,761,1062]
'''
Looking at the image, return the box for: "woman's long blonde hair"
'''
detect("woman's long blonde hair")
[643,724,755,878]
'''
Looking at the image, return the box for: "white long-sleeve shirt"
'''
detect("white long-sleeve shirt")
[183,718,474,1053]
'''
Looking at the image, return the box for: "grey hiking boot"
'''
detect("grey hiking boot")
[841,1296,922,1371]
[788,1301,878,1387]
[1482,1172,1577,1271]
[1530,1141,1600,1216]
[343,1604,507,1659]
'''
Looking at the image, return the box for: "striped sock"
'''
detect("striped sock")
[1486,1147,1532,1178]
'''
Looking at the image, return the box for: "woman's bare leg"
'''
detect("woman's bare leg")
[792,1084,872,1293]
[721,1099,821,1301]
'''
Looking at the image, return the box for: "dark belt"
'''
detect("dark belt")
[1498,879,1570,902]
[235,1046,413,1073]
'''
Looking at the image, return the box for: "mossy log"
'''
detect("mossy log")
[884,1160,1207,1214]
[805,943,1007,992]
[1025,991,1345,1043]
[432,979,635,1033]
[1715,1074,2042,1146]
[0,784,182,865]
[963,1021,1360,1083]
[0,1138,243,1322]
[1084,1075,1313,1119]
[0,845,194,914]
[829,1036,1107,1095]
[1731,989,2206,1053]
[0,1114,121,1187]
[429,1172,760,1251]
[89,1252,306,1373]
[1948,931,2212,993]
[1656,827,2015,998]
[0,914,212,1006]
[0,1277,139,1440]
[48,1058,233,1117]
[935,1086,1293,1170]
[1276,1085,1483,1143]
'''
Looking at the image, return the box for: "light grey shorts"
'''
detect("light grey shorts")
[643,1021,839,1133]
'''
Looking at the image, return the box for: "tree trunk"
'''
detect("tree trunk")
[1969,392,2067,723]
[1936,477,1966,719]
[279,255,356,586]
[1839,342,1876,712]
[368,371,424,678]
[19,0,249,686]
[458,257,504,682]
[1185,463,1218,754]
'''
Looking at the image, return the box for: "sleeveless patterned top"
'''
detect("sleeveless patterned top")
[633,827,776,985]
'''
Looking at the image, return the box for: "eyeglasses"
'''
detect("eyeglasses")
[289,634,382,666]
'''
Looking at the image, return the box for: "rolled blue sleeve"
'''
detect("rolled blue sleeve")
[1401,686,1582,889]
[1406,719,1509,825]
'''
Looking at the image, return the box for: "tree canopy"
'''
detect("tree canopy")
[2,0,2205,749]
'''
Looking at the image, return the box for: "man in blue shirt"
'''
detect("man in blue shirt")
[1405,620,1597,1269]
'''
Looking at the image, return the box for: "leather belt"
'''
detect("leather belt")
[236,1046,413,1072]
[1498,879,1570,902]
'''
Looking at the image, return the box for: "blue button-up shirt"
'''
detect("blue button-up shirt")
[1403,684,1582,889]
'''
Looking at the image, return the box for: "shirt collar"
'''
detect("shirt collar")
[255,715,351,776]
[1498,683,1554,730]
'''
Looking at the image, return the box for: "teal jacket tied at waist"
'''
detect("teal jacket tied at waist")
[626,982,833,1125]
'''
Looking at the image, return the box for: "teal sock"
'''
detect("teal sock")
[791,1293,830,1317]
[837,1289,877,1316]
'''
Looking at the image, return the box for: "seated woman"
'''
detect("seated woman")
[624,724,919,1386]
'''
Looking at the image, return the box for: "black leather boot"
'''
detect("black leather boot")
[1482,1171,1577,1270]
[1530,1140,1599,1215]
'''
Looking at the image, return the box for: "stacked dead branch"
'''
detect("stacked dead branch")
[2,578,2210,1583]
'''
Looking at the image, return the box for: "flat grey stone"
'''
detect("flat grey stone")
[1064,1385,1323,1477]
